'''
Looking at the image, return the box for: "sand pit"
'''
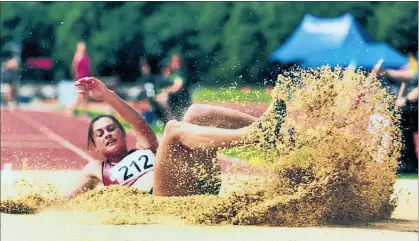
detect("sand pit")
[1,219,417,241]
[1,171,418,241]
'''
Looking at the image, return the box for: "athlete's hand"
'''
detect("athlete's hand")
[371,59,384,76]
[395,97,407,109]
[75,77,111,101]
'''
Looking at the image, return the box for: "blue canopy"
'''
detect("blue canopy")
[301,42,408,69]
[270,13,374,64]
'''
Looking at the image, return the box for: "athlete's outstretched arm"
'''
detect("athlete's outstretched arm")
[65,163,100,200]
[75,77,159,152]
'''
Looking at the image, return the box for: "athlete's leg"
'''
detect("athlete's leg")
[182,103,259,129]
[153,120,249,196]
[153,100,288,196]
[4,84,18,109]
[182,100,288,147]
[4,84,13,105]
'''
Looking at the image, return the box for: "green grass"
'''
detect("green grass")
[192,86,272,104]
[396,173,418,180]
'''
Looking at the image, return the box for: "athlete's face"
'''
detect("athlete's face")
[92,117,127,156]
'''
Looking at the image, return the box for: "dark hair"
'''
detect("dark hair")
[87,115,126,150]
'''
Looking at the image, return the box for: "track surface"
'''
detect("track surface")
[0,106,265,173]
[1,108,136,170]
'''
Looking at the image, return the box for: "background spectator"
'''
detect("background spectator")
[383,58,418,172]
[1,55,20,109]
[68,41,92,116]
[156,54,192,121]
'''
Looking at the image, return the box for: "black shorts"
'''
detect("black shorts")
[196,177,222,195]
[148,178,222,196]
[168,90,191,119]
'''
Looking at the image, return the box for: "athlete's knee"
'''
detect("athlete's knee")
[183,104,210,123]
[163,120,183,140]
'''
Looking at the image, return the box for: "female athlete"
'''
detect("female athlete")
[66,77,285,199]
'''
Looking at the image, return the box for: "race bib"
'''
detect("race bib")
[109,150,155,188]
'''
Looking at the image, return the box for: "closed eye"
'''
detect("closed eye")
[95,130,104,137]
[107,124,117,132]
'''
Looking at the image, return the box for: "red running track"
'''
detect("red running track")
[1,107,268,175]
[1,108,137,170]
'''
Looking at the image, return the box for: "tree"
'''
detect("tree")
[1,2,417,84]
[368,1,418,54]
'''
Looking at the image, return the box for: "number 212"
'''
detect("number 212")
[119,155,154,181]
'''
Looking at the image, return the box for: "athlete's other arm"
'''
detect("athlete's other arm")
[383,68,415,82]
[65,162,101,200]
[395,87,419,108]
[75,77,159,152]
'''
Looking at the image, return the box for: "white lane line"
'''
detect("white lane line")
[13,111,96,163]
[1,140,65,149]
[1,134,48,141]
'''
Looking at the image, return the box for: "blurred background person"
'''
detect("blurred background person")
[136,57,171,92]
[1,55,20,109]
[382,55,418,172]
[68,41,92,116]
[396,86,419,161]
[170,53,187,77]
[148,58,173,124]
[137,57,171,125]
[136,57,152,87]
[162,58,172,80]
[155,54,191,121]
